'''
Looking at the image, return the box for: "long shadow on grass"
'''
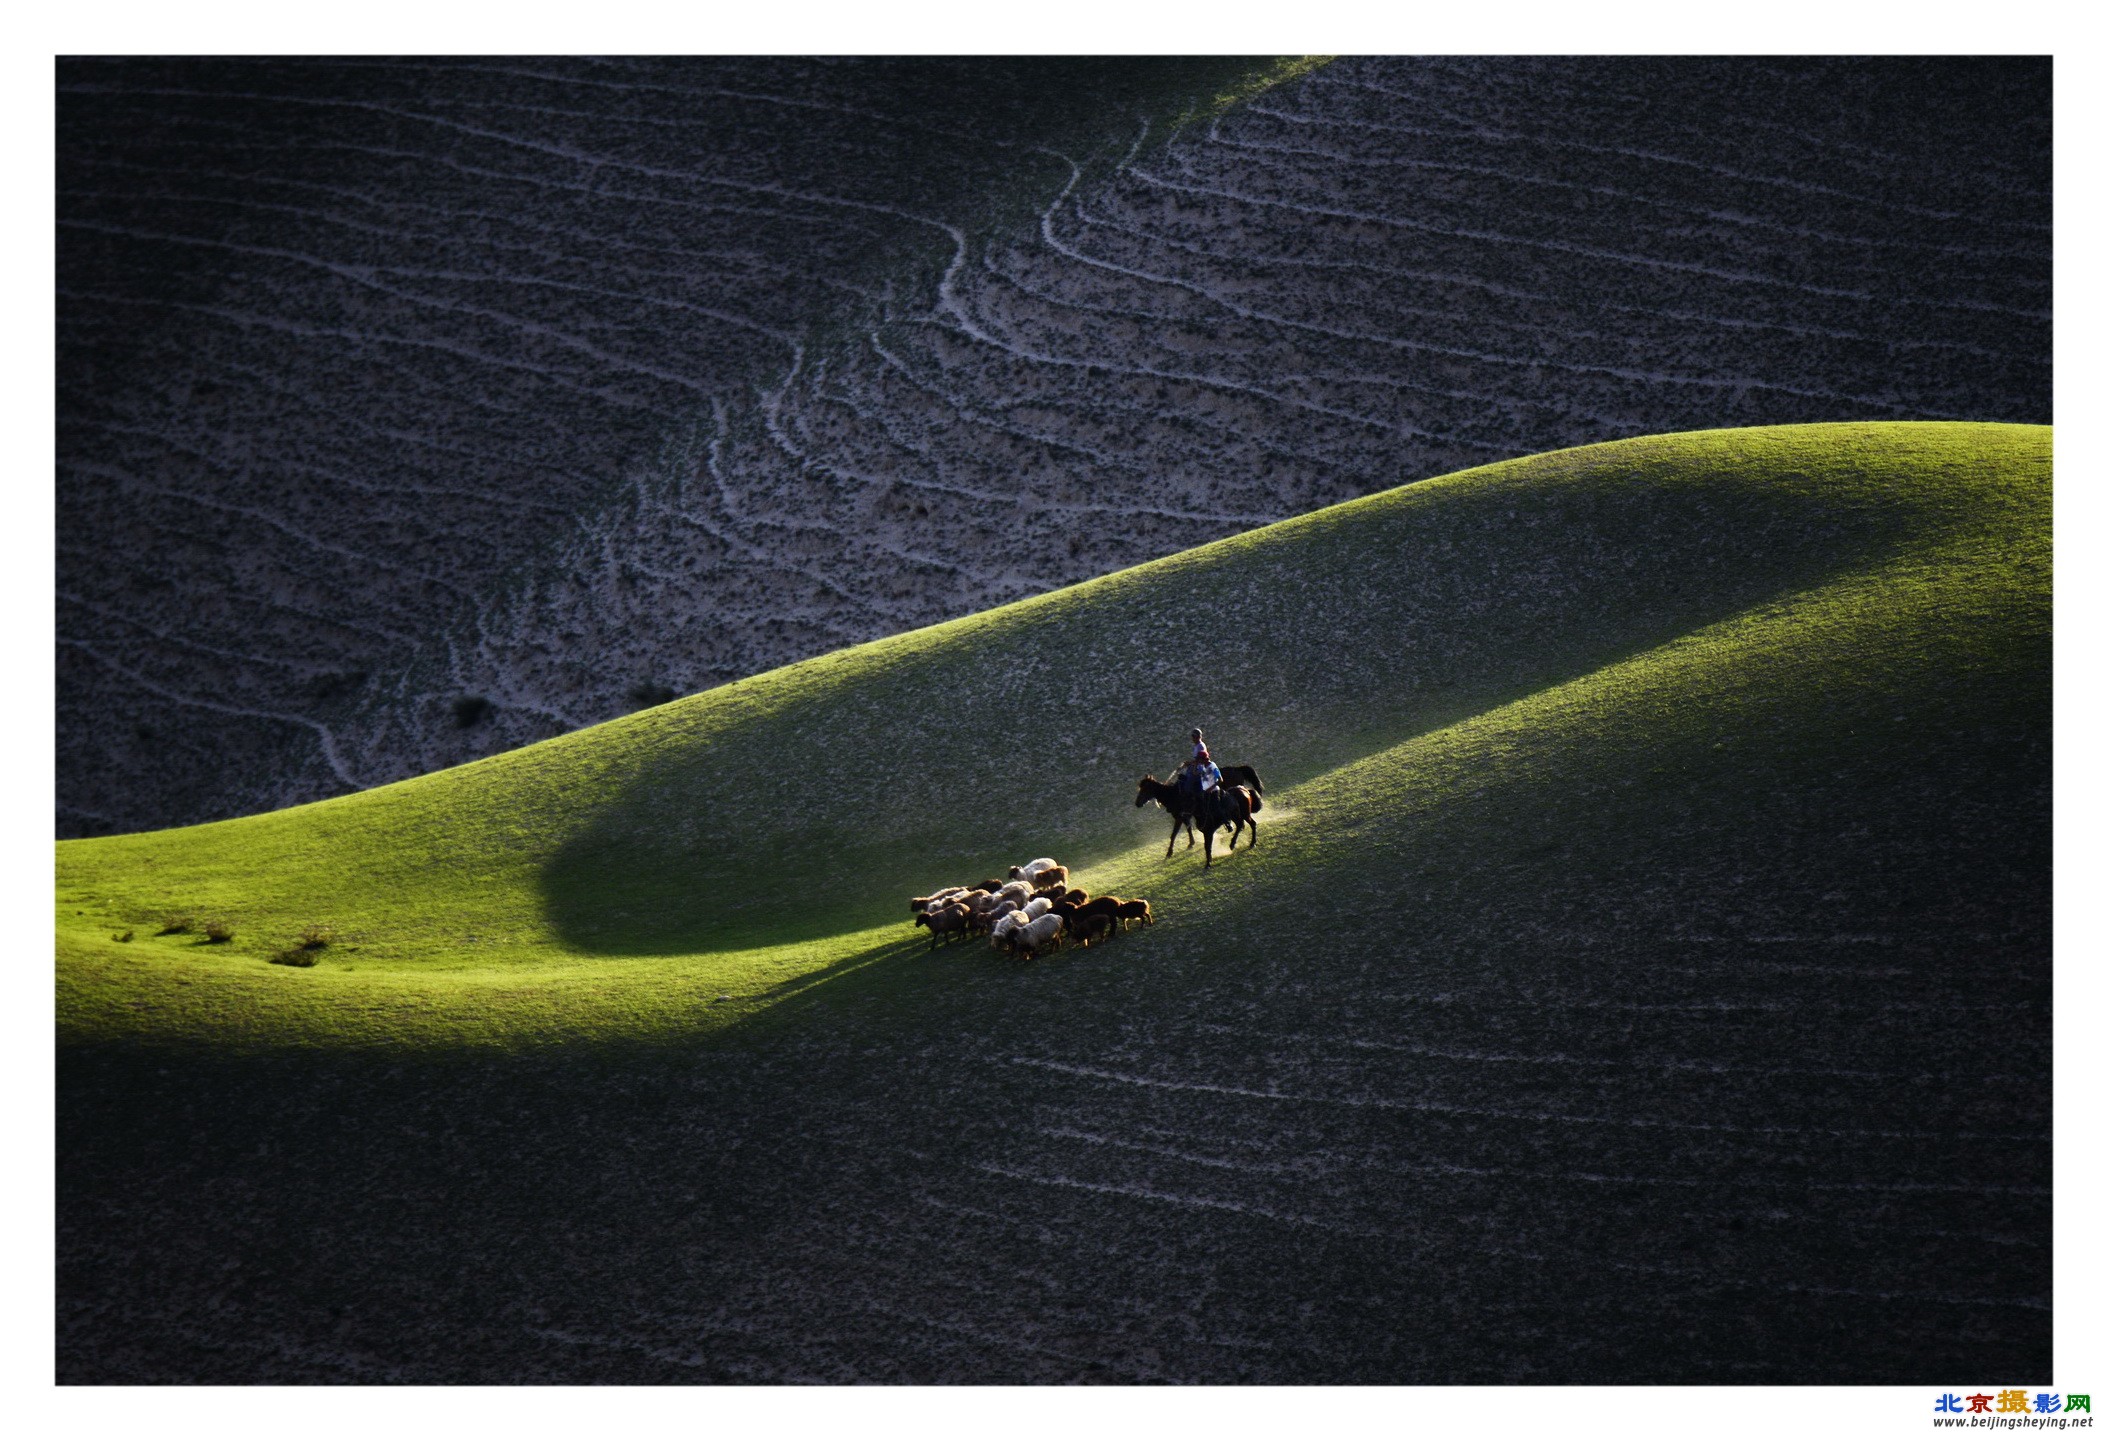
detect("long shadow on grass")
[742,930,934,1017]
[540,442,1927,957]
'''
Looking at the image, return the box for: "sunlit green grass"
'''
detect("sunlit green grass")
[55,422,2049,1051]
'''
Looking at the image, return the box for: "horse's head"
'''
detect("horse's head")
[1135,775,1159,808]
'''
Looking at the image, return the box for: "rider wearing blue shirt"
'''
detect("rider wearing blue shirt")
[1186,727,1222,796]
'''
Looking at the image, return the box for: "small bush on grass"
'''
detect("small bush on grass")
[201,919,236,944]
[158,914,194,935]
[268,948,317,968]
[112,929,134,943]
[298,924,336,950]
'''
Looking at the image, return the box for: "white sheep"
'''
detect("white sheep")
[1010,858,1059,882]
[1014,912,1064,958]
[1022,896,1053,920]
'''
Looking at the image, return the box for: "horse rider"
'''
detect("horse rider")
[1182,727,1223,802]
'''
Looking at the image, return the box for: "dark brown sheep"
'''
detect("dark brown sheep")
[1114,898,1153,928]
[913,902,970,949]
[1075,914,1114,948]
[1072,895,1121,928]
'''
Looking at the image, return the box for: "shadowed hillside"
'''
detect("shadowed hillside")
[57,57,2049,835]
[58,424,2049,1382]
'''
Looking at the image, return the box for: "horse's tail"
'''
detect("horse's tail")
[1248,788,1264,812]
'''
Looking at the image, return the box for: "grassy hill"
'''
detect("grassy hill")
[57,421,2049,1049]
[56,422,2051,1383]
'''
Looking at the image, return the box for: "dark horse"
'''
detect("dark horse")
[1133,764,1266,855]
[1135,774,1265,867]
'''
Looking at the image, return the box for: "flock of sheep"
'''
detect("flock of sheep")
[909,858,1153,959]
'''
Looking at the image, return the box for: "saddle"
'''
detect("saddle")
[1192,782,1239,827]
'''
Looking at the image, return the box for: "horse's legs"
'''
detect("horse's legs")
[1165,812,1181,858]
[1203,826,1215,868]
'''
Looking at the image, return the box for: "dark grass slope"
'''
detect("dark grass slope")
[57,425,2049,1382]
[57,57,2049,837]
[55,55,1302,835]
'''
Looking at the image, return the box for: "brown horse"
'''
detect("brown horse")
[1220,784,1262,852]
[1204,785,1261,865]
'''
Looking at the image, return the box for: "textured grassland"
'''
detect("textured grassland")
[56,421,2051,1383]
[59,61,2051,841]
[57,421,2047,1050]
